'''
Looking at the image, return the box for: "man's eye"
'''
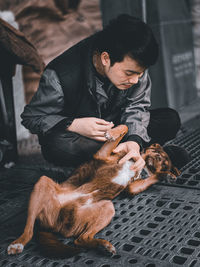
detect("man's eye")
[125,72,144,77]
[125,72,133,76]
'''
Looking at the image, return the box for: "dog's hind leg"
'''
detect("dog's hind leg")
[74,200,116,255]
[7,176,60,255]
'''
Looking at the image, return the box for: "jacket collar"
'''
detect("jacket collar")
[84,33,98,97]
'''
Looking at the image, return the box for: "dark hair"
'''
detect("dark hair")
[94,14,159,68]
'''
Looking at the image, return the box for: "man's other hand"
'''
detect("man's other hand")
[67,117,114,141]
[113,141,145,173]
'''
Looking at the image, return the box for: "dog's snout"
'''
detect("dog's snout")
[146,156,154,165]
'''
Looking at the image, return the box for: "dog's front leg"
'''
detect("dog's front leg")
[127,175,158,195]
[7,176,57,255]
[63,125,128,187]
[94,125,128,161]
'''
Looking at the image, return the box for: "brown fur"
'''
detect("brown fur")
[7,125,180,258]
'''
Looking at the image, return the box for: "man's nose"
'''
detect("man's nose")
[129,75,139,84]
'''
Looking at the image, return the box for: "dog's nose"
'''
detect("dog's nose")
[155,154,162,161]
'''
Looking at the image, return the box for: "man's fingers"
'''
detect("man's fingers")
[94,131,106,137]
[118,152,140,165]
[96,119,113,125]
[94,129,115,137]
[118,152,133,164]
[131,163,144,172]
[93,136,107,142]
[113,144,124,153]
[118,151,145,172]
[97,124,114,132]
[130,158,145,172]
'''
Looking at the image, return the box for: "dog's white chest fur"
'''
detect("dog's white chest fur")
[112,161,135,186]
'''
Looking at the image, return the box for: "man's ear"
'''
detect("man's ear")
[101,52,110,66]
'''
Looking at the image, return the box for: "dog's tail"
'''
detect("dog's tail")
[37,231,81,258]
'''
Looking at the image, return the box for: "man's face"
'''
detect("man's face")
[101,52,145,90]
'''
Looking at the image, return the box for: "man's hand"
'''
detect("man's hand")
[113,141,145,173]
[67,117,114,141]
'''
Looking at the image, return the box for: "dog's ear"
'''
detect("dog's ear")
[157,170,178,183]
[170,165,181,177]
[157,171,175,181]
[160,162,181,180]
[150,143,162,149]
[157,165,180,182]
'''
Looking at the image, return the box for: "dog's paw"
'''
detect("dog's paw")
[98,242,116,256]
[104,125,128,142]
[104,130,115,141]
[105,125,127,141]
[106,243,116,255]
[7,243,24,255]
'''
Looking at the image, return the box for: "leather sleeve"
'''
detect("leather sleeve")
[21,69,73,135]
[126,134,143,150]
[120,71,151,143]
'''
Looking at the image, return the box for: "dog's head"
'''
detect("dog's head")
[142,143,180,181]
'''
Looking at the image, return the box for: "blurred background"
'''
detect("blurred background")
[0,0,200,165]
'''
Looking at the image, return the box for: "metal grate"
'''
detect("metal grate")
[1,186,200,267]
[1,120,200,266]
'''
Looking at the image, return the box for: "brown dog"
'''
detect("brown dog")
[7,125,180,258]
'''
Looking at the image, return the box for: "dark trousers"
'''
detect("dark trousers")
[39,108,181,167]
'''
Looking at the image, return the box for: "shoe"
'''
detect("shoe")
[163,144,191,170]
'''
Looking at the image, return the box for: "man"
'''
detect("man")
[21,14,181,172]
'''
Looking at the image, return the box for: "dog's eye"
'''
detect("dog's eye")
[155,154,162,161]
[162,160,170,171]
